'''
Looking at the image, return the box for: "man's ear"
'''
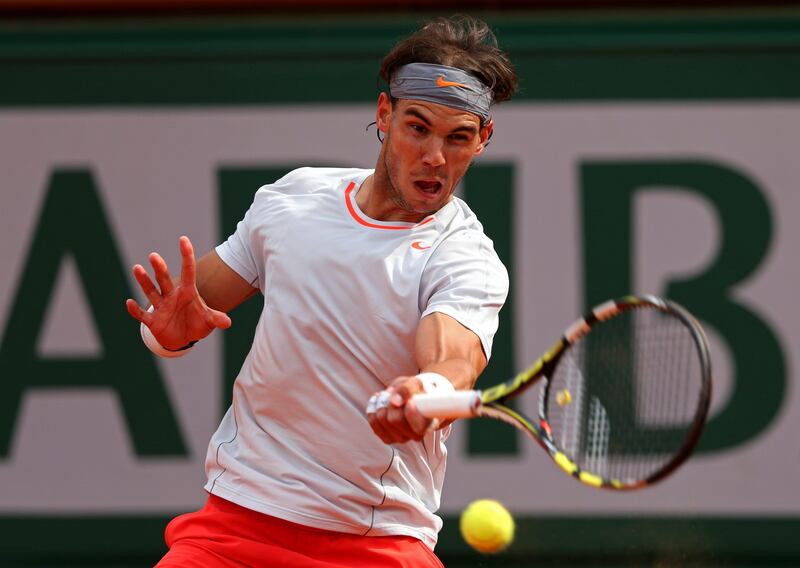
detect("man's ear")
[475,119,494,155]
[376,92,393,134]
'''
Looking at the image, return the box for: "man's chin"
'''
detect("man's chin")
[409,187,451,210]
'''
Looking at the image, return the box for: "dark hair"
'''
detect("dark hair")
[380,15,519,105]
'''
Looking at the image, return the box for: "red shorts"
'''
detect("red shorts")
[155,494,444,567]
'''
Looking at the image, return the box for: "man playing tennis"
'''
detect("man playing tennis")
[126,15,518,567]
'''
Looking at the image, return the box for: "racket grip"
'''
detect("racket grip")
[413,391,482,419]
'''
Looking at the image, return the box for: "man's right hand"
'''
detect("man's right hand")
[126,236,232,350]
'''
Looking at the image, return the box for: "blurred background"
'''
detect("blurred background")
[1,0,799,566]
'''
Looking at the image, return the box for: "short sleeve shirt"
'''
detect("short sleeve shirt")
[206,167,508,549]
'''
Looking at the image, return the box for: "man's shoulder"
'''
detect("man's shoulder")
[440,196,488,236]
[432,197,505,263]
[259,166,372,195]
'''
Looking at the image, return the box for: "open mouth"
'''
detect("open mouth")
[414,180,442,195]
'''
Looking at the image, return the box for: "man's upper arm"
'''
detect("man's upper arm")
[415,312,487,391]
[420,231,508,363]
[196,250,259,313]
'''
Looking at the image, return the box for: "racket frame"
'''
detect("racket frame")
[417,295,713,491]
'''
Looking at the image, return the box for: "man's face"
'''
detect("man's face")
[374,93,492,221]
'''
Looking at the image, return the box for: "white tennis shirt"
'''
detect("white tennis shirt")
[206,167,508,549]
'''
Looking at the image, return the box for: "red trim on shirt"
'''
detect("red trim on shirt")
[345,182,435,230]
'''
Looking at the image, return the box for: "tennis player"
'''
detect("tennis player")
[126,15,518,567]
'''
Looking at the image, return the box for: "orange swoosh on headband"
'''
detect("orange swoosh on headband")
[436,75,467,89]
[411,241,432,250]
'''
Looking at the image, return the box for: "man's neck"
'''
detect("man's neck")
[356,173,426,224]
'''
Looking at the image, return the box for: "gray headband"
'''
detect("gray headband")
[389,63,493,122]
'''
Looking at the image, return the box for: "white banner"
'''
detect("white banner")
[0,104,797,515]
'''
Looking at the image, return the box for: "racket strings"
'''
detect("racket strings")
[544,307,706,484]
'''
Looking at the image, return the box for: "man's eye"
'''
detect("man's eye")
[410,124,426,133]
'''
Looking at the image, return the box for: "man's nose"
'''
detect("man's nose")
[421,138,446,168]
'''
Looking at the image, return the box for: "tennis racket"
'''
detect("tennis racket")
[414,295,712,490]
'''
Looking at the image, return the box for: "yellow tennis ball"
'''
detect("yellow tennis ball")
[556,389,572,406]
[459,499,515,554]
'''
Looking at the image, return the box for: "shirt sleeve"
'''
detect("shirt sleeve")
[419,230,509,361]
[214,169,306,291]
[215,207,262,290]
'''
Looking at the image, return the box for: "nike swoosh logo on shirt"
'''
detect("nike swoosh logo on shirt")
[411,241,432,250]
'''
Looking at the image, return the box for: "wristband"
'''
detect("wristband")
[140,306,196,358]
[416,372,455,394]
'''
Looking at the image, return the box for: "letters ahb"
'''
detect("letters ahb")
[0,160,783,462]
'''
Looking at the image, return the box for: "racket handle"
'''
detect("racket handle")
[413,391,482,419]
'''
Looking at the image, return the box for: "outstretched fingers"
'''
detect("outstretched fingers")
[132,264,162,306]
[149,252,175,296]
[128,237,230,347]
[206,307,232,330]
[179,235,197,289]
[126,298,152,325]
